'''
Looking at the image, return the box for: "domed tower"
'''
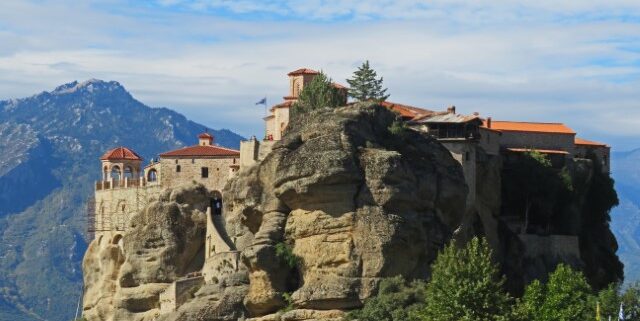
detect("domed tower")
[198,132,214,146]
[100,147,143,184]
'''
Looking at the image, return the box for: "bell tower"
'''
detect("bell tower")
[199,132,214,146]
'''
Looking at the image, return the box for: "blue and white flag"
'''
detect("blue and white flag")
[619,302,625,321]
[255,97,267,105]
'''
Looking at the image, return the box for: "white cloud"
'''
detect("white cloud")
[0,0,639,149]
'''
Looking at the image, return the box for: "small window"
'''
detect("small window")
[192,158,195,164]
[201,167,209,178]
[176,165,181,172]
[175,159,178,164]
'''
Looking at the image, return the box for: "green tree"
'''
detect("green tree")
[420,237,514,321]
[621,282,640,321]
[347,276,426,321]
[528,264,595,321]
[597,283,621,320]
[291,72,345,118]
[514,279,545,320]
[346,60,389,102]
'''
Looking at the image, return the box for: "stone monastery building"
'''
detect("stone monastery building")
[90,67,611,314]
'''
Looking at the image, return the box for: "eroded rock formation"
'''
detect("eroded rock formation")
[223,103,468,317]
[82,102,622,321]
[83,184,212,321]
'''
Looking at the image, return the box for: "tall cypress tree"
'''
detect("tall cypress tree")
[346,60,389,102]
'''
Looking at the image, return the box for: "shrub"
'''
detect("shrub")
[347,276,426,321]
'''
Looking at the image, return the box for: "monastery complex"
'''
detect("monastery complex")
[89,67,611,314]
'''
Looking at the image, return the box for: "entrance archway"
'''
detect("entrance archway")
[211,191,222,216]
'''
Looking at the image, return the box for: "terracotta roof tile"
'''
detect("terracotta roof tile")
[379,101,435,119]
[482,120,576,135]
[287,68,319,76]
[100,147,142,161]
[332,82,347,89]
[271,100,295,110]
[198,132,213,139]
[575,137,608,147]
[160,145,239,157]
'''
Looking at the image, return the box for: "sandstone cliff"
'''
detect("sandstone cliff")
[81,103,622,321]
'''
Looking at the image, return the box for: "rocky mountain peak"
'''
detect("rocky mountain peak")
[51,79,129,97]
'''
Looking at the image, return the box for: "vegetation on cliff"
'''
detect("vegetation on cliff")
[353,237,640,321]
[346,60,389,102]
[290,71,346,118]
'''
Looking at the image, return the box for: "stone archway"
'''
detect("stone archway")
[112,234,123,247]
[111,165,122,181]
[124,166,134,179]
[147,169,158,182]
[211,191,223,216]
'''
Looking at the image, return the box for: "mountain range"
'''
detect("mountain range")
[611,148,640,286]
[0,80,243,321]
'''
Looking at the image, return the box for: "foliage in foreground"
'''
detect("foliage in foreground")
[346,276,426,321]
[349,237,640,321]
[420,237,514,321]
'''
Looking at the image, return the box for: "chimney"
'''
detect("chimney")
[487,117,492,129]
[447,106,456,114]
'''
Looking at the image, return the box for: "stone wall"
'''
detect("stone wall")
[478,127,501,156]
[499,131,575,154]
[240,139,276,169]
[202,251,242,284]
[442,141,477,207]
[159,276,204,314]
[158,157,237,192]
[575,145,610,173]
[94,184,162,240]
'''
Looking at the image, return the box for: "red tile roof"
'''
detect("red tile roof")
[482,120,576,135]
[271,100,295,110]
[332,82,347,89]
[575,137,608,147]
[160,145,239,157]
[100,147,142,161]
[198,132,213,139]
[288,68,319,76]
[380,101,435,119]
[506,148,570,155]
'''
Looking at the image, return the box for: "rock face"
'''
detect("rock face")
[83,184,212,321]
[223,103,468,316]
[81,102,623,321]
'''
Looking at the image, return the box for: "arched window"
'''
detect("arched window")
[111,166,122,180]
[147,169,158,182]
[124,166,134,179]
[112,234,123,246]
[176,165,181,173]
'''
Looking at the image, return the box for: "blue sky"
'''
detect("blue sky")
[1,1,640,150]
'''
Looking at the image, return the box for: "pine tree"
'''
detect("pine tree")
[346,60,389,102]
[420,237,514,321]
[291,72,345,119]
